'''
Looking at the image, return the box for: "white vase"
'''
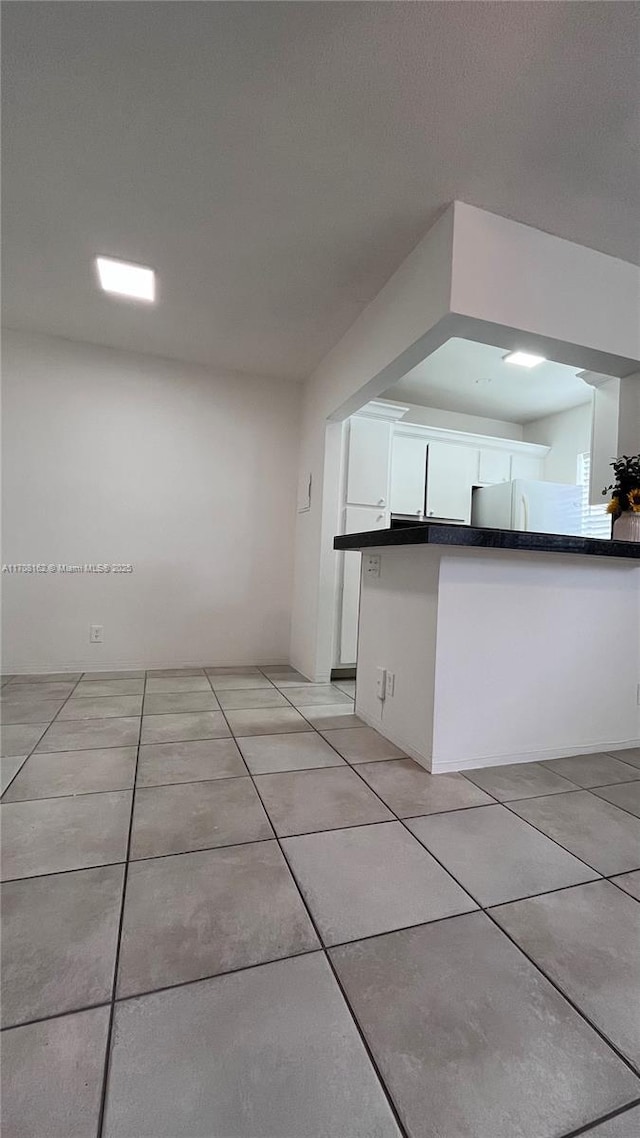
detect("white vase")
[613,513,640,542]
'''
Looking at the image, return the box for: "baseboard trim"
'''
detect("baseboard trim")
[429,738,640,774]
[353,707,640,775]
[4,659,294,676]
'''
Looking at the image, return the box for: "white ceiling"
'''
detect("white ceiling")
[3,3,639,381]
[384,338,595,423]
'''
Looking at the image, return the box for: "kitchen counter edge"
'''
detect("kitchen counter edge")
[333,522,640,560]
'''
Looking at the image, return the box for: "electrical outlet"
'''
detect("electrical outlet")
[89,625,103,644]
[376,666,386,700]
[385,671,395,698]
[364,554,381,578]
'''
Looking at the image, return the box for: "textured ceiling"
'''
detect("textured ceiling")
[3,2,639,380]
[384,338,594,424]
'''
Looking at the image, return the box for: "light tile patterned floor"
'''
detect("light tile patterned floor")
[2,665,640,1138]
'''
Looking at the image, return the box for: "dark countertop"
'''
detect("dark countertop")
[334,521,640,560]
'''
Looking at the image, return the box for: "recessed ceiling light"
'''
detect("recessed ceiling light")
[503,351,546,368]
[95,256,155,302]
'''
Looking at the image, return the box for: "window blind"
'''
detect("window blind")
[577,452,612,539]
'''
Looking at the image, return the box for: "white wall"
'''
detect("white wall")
[2,331,301,672]
[523,402,593,484]
[618,374,640,457]
[433,551,640,768]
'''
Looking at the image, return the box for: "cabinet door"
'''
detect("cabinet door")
[478,448,511,485]
[510,453,543,480]
[343,506,389,535]
[390,435,428,515]
[346,417,391,507]
[425,442,476,523]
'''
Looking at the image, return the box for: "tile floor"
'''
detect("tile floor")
[1,665,640,1138]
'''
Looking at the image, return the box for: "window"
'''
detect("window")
[577,452,611,539]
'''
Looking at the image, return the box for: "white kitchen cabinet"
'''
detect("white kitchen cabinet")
[425,442,477,523]
[478,448,511,485]
[390,435,428,515]
[339,507,389,664]
[346,417,391,507]
[510,452,544,480]
[343,505,389,535]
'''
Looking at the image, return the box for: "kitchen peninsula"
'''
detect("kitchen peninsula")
[334,523,640,773]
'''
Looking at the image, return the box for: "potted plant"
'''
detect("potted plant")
[603,454,640,541]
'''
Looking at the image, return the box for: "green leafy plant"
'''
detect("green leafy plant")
[602,454,640,517]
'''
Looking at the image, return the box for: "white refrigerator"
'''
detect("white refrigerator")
[471,479,583,536]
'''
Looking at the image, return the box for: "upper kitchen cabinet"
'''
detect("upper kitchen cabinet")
[346,415,392,507]
[390,434,428,515]
[510,452,544,480]
[478,447,511,484]
[425,441,478,523]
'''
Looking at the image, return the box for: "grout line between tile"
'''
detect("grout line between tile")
[587,787,640,822]
[1,856,128,887]
[460,783,580,803]
[113,945,321,1007]
[582,775,640,790]
[5,765,260,806]
[0,754,30,798]
[127,832,276,865]
[2,998,112,1034]
[95,670,146,1138]
[558,1096,640,1138]
[485,877,605,913]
